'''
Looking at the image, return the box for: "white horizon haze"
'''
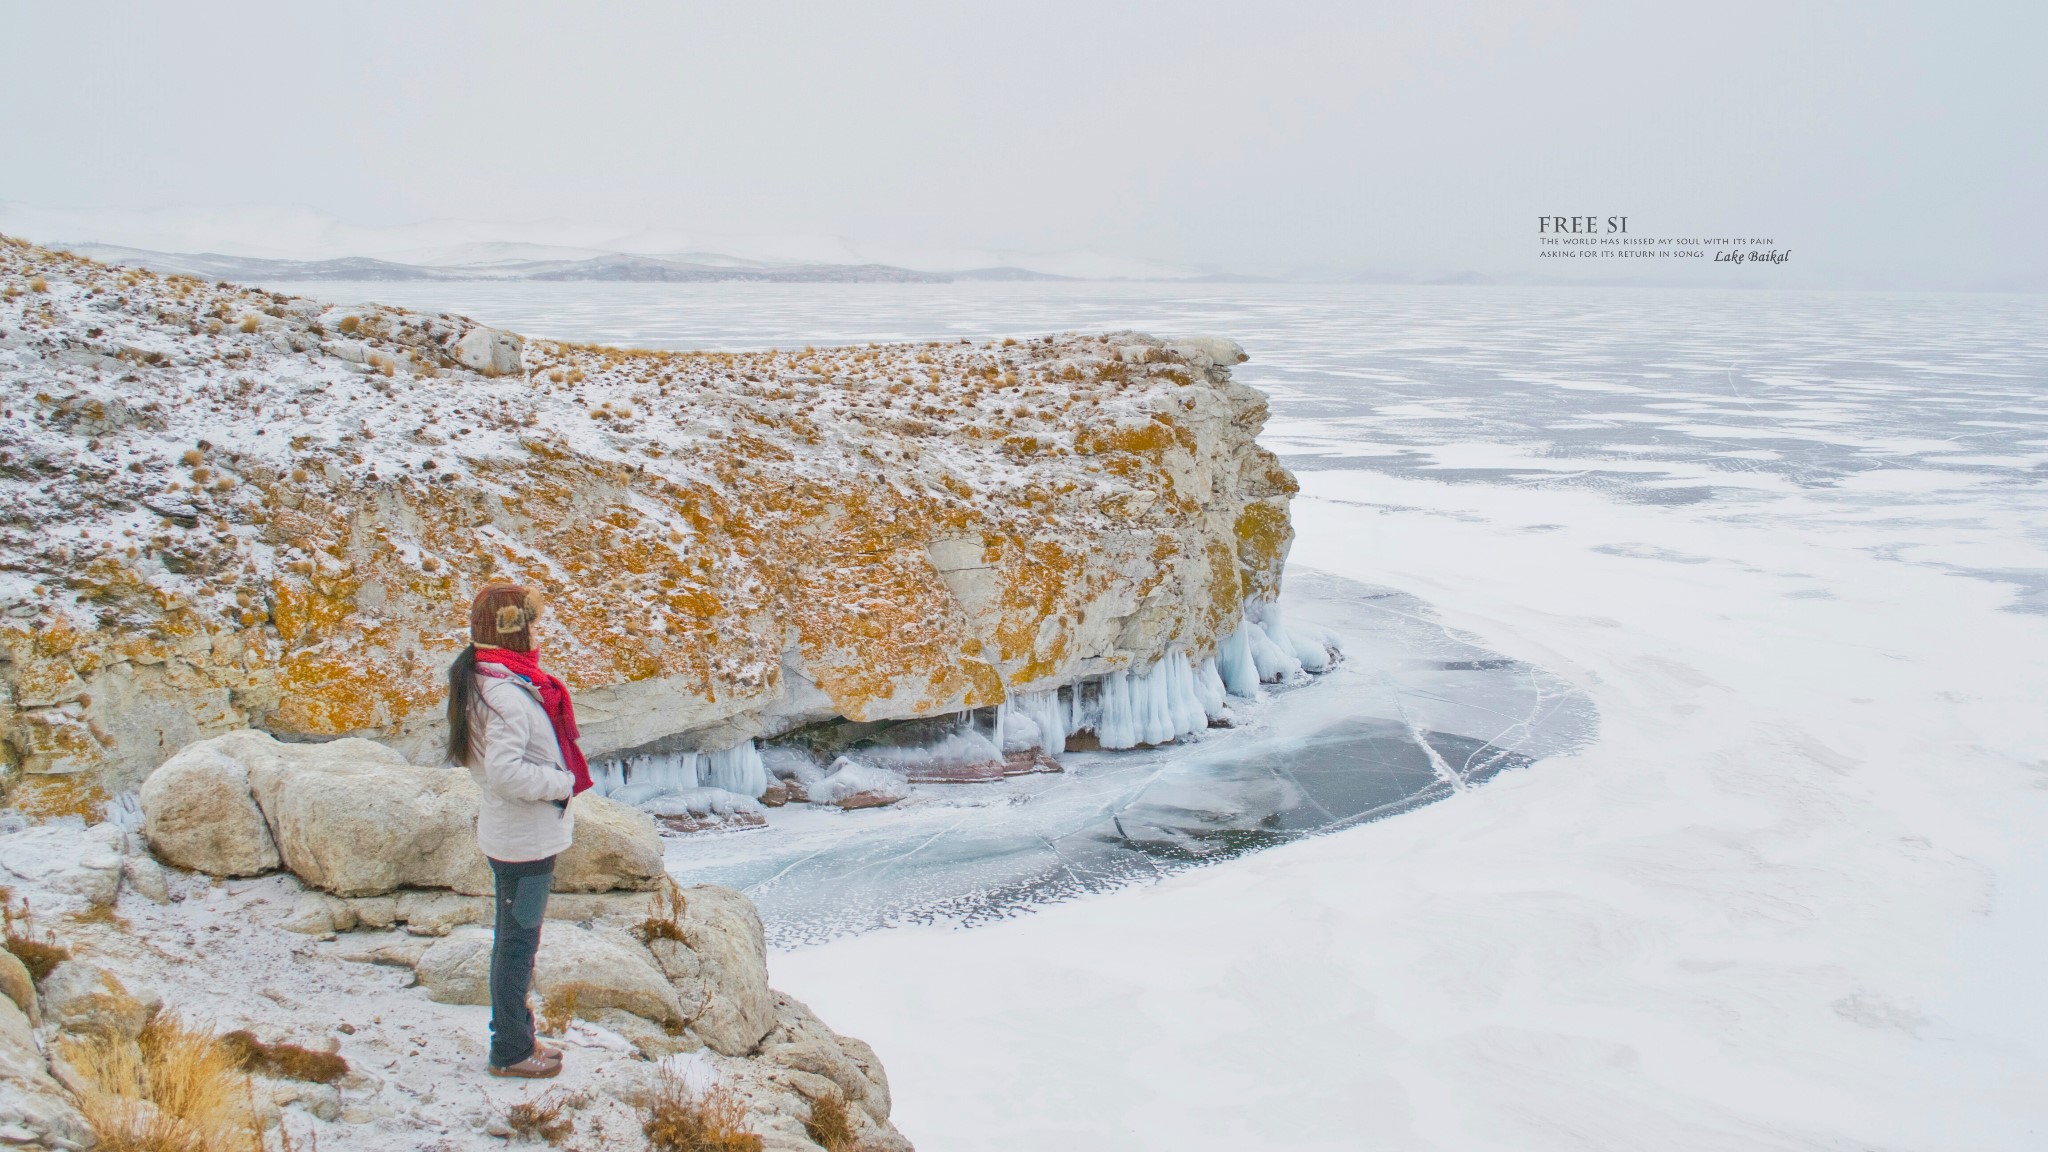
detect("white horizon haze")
[1,1,2042,290]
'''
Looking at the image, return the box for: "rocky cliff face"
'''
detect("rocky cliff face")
[0,236,1296,794]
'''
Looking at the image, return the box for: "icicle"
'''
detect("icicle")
[635,751,701,794]
[1164,650,1209,736]
[594,750,699,802]
[1096,671,1133,749]
[1194,656,1227,718]
[701,741,767,798]
[1090,652,1212,750]
[1245,618,1304,682]
[1010,688,1068,756]
[1215,623,1261,697]
[1070,681,1097,738]
[590,759,629,797]
[1139,661,1175,745]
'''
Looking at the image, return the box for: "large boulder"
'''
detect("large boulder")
[414,923,684,1026]
[554,793,663,893]
[139,741,279,875]
[757,993,895,1127]
[400,883,770,1053]
[239,733,492,898]
[409,933,498,1005]
[138,730,661,898]
[643,884,776,1056]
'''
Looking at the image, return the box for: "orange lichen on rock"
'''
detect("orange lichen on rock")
[1234,500,1296,605]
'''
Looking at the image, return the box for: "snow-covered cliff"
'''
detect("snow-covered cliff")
[0,236,1303,797]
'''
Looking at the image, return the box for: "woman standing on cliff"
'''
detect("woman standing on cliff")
[445,583,595,1079]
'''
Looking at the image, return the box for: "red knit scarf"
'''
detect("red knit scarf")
[474,646,593,795]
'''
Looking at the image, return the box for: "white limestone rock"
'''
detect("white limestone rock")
[242,733,493,898]
[413,922,684,1025]
[643,884,778,1056]
[119,854,172,904]
[282,889,357,935]
[1166,335,1248,369]
[391,889,491,936]
[0,824,124,909]
[408,933,494,1005]
[139,741,280,876]
[755,993,894,1124]
[453,325,522,375]
[37,961,158,1041]
[554,792,664,893]
[0,995,89,1152]
[138,729,662,898]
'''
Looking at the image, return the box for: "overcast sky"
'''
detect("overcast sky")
[1,1,2041,287]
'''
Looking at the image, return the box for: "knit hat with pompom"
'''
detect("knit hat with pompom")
[469,583,543,652]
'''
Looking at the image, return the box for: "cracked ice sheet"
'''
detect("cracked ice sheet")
[774,469,2048,1151]
[662,569,1594,948]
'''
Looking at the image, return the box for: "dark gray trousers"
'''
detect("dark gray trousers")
[486,854,556,1068]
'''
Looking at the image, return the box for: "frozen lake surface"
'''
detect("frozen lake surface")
[287,279,2048,1150]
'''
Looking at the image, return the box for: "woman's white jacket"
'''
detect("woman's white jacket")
[469,670,577,862]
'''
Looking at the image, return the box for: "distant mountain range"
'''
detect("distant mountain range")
[61,243,1078,285]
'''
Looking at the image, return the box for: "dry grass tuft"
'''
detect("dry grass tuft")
[218,1030,349,1084]
[29,276,47,293]
[65,901,130,930]
[61,1013,259,1152]
[635,878,689,944]
[238,314,259,333]
[4,898,71,980]
[804,1089,859,1152]
[335,314,359,334]
[640,1077,762,1152]
[503,1088,583,1146]
[537,984,582,1037]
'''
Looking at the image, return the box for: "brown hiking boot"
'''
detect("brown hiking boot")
[488,1053,562,1079]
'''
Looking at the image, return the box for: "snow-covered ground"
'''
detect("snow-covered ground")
[279,281,2048,1148]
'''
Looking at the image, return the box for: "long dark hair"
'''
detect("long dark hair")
[446,643,480,766]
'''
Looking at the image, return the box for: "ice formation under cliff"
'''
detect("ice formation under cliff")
[584,602,1339,816]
